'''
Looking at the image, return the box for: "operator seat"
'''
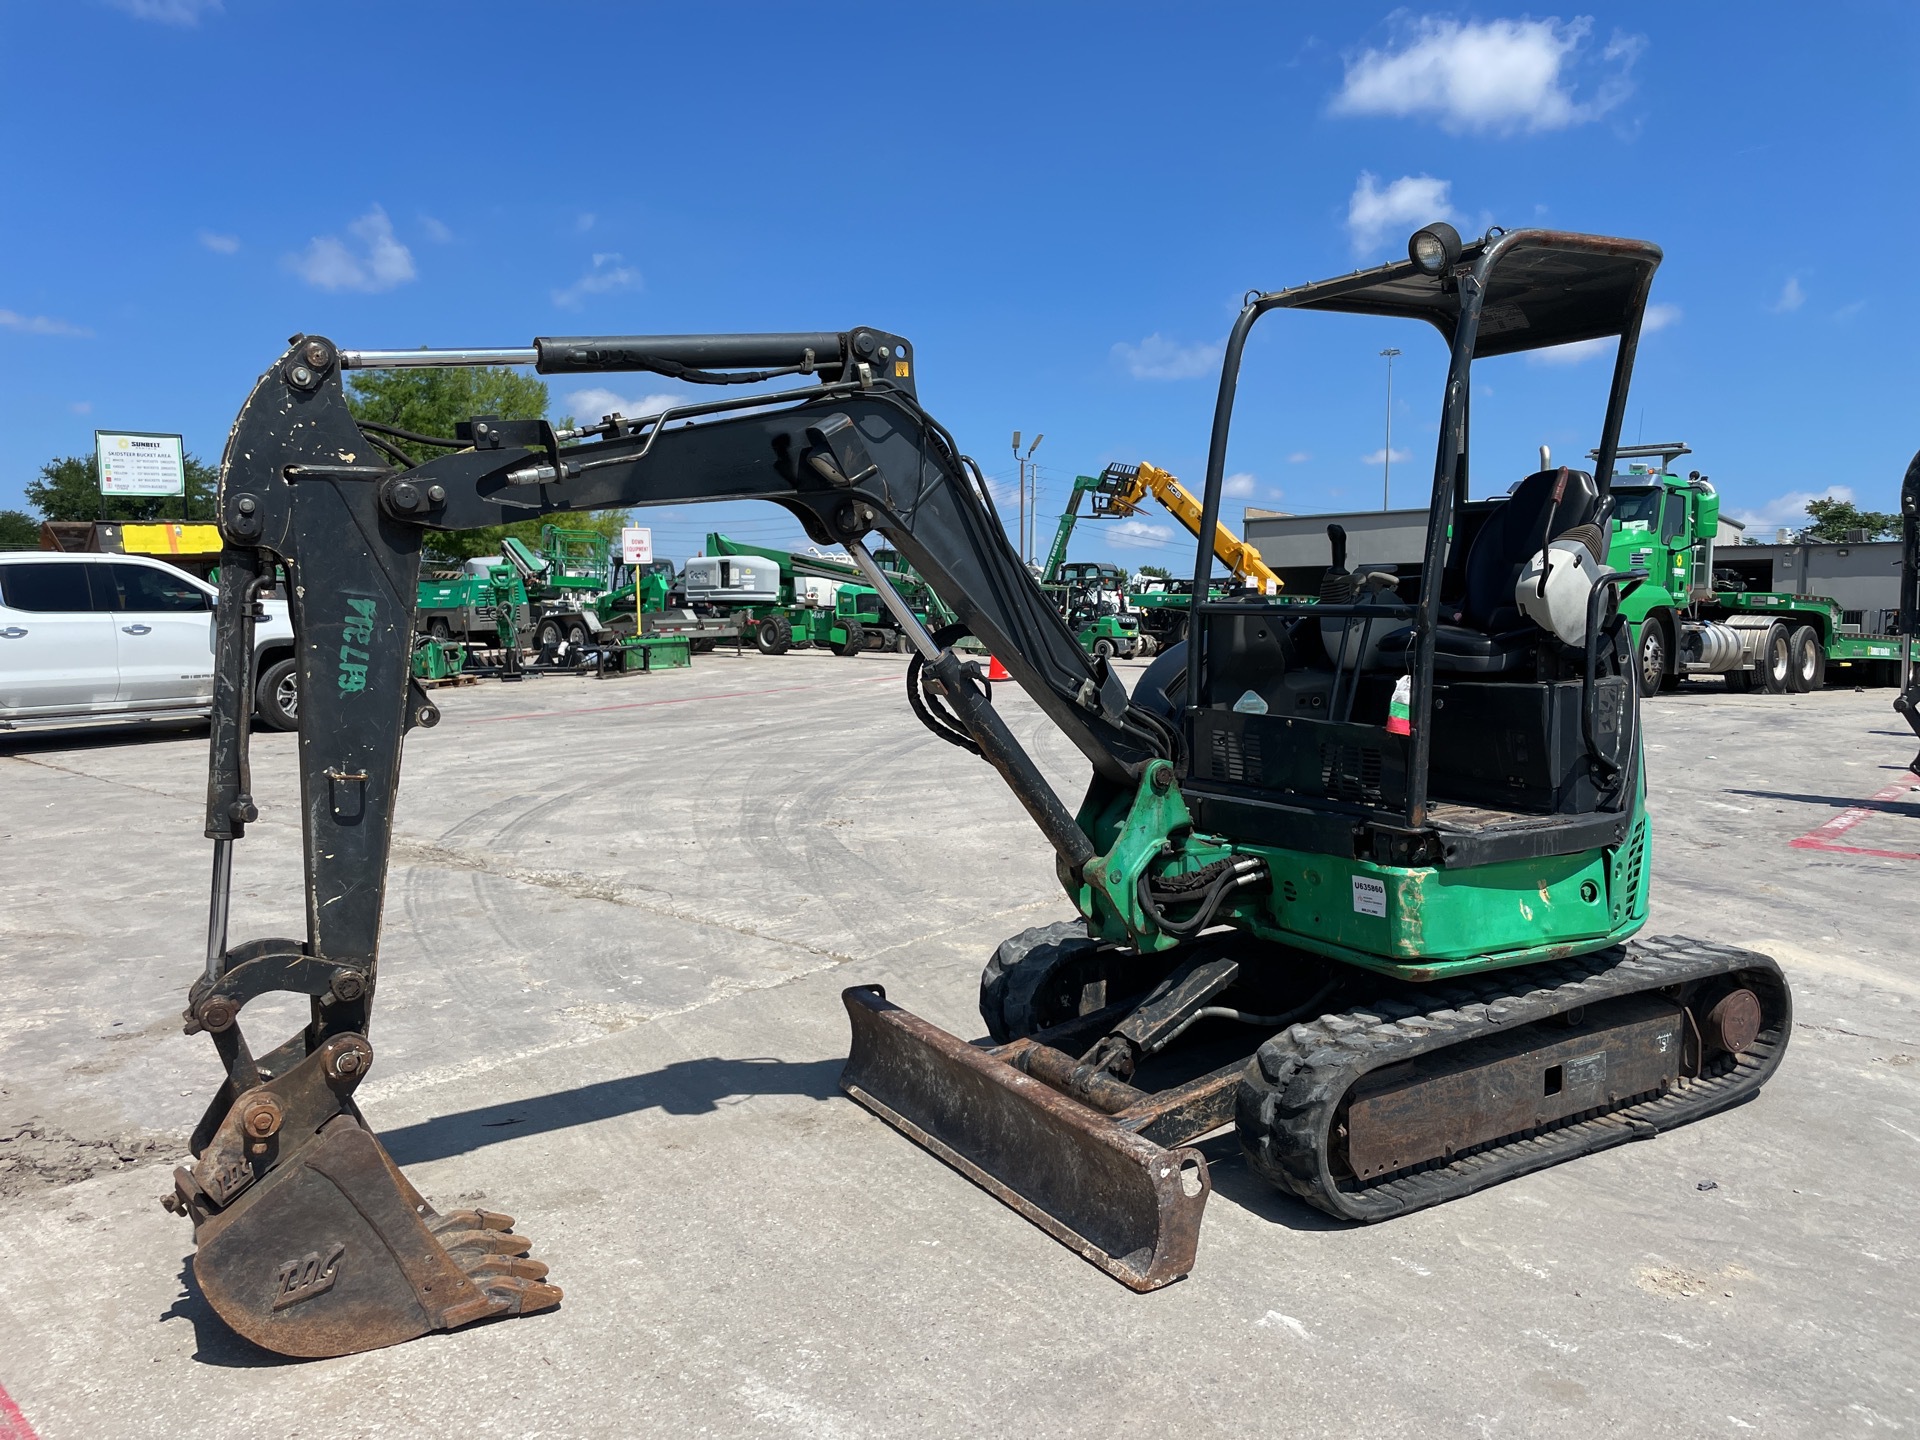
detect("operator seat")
[1377,467,1602,675]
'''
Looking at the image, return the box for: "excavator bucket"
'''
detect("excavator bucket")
[169,1035,560,1359]
[839,986,1209,1291]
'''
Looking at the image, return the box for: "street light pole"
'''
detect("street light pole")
[1011,432,1022,561]
[1011,431,1043,564]
[1379,347,1401,511]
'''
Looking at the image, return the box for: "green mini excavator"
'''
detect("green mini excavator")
[170,223,1788,1358]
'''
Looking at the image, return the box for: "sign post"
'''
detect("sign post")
[621,527,654,636]
[96,431,187,515]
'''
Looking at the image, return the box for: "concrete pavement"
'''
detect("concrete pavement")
[1,650,1916,1437]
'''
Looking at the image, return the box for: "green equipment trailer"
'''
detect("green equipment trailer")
[690,531,937,655]
[1598,443,1920,694]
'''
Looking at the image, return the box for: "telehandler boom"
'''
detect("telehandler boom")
[172,226,1788,1358]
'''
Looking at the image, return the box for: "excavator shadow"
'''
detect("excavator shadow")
[1185,1131,1354,1234]
[378,1056,845,1168]
[1728,787,1920,818]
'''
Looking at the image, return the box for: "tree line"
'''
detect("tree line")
[0,381,1904,552]
[0,365,631,556]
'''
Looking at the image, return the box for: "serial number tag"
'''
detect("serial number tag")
[1351,876,1387,917]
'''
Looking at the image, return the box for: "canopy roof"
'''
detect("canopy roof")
[1258,229,1662,359]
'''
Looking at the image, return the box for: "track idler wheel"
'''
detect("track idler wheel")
[169,1034,560,1358]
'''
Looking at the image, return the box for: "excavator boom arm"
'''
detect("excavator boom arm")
[179,328,1172,1357]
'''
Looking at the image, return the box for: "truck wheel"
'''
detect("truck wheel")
[565,620,591,651]
[1093,638,1115,662]
[1760,623,1793,693]
[755,615,793,655]
[426,617,451,640]
[535,618,564,651]
[1787,626,1824,692]
[832,619,867,657]
[1725,667,1754,693]
[893,632,913,655]
[1636,620,1669,696]
[255,657,300,732]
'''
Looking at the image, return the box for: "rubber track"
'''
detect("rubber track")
[1236,934,1792,1222]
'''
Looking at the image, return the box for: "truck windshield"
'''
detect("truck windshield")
[1612,487,1662,528]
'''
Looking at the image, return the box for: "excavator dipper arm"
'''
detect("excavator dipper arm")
[177,331,1174,1355]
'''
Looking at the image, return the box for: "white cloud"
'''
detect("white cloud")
[564,387,691,422]
[1772,276,1805,313]
[418,214,453,243]
[1331,16,1641,135]
[1362,446,1413,466]
[198,229,239,255]
[1643,302,1682,332]
[108,0,221,23]
[983,474,1023,509]
[554,253,641,309]
[576,213,597,232]
[0,309,91,337]
[1287,451,1312,464]
[1222,472,1257,498]
[1112,333,1223,381]
[1347,172,1457,255]
[1527,336,1614,367]
[1108,518,1178,547]
[287,206,415,293]
[1729,485,1853,537]
[1833,299,1865,321]
[69,401,92,414]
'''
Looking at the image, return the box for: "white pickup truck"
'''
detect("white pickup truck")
[0,552,299,732]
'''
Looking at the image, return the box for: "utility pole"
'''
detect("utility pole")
[1379,347,1401,510]
[1011,431,1043,564]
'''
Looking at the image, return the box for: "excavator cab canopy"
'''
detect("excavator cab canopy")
[1278,228,1662,359]
[1178,226,1663,846]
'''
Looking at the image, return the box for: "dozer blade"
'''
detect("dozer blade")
[840,986,1208,1292]
[171,1037,560,1358]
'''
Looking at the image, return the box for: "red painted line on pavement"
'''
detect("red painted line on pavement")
[0,1380,42,1440]
[1787,772,1920,861]
[458,673,899,726]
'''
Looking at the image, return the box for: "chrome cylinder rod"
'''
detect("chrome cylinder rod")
[340,347,538,370]
[844,540,941,660]
[204,838,233,985]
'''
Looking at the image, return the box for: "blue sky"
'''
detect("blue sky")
[2,2,1915,571]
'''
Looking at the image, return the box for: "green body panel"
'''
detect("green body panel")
[1069,758,1651,981]
[1076,612,1140,655]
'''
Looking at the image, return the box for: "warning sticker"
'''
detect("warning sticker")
[1351,876,1387,917]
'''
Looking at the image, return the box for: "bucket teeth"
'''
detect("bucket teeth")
[428,1207,518,1235]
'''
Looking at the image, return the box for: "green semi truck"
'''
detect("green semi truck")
[1600,443,1917,694]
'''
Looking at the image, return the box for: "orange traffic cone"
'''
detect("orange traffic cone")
[987,655,1012,681]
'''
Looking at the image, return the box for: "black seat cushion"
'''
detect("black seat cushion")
[1377,623,1535,674]
[1455,467,1600,632]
